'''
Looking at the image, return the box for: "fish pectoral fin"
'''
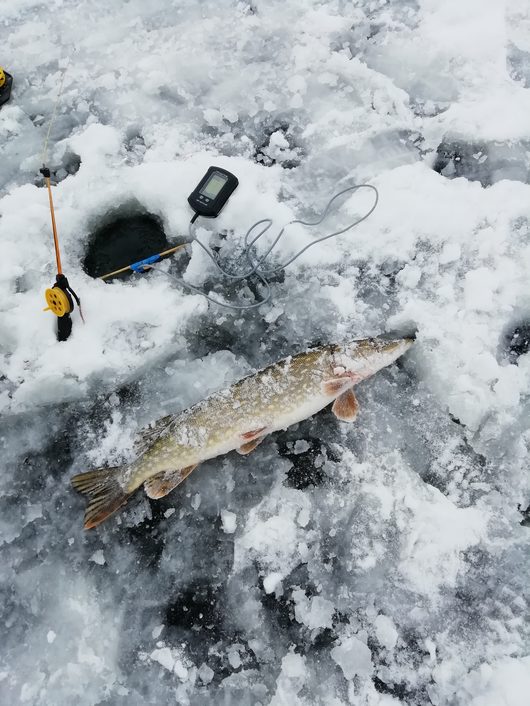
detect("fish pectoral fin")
[322,372,362,397]
[71,466,131,530]
[322,378,353,396]
[332,389,359,422]
[241,426,268,442]
[237,437,264,455]
[144,465,197,500]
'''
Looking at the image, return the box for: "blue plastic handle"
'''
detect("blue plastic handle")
[130,254,162,273]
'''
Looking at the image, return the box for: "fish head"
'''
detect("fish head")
[332,337,414,381]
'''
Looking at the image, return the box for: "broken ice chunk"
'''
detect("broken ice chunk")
[331,636,373,680]
[150,647,174,672]
[89,550,105,565]
[374,614,398,650]
[263,572,283,594]
[198,663,214,684]
[221,510,237,533]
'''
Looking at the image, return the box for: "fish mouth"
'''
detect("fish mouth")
[368,329,416,358]
[375,339,414,367]
[357,336,414,355]
[380,337,414,354]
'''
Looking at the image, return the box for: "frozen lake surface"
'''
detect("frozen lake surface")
[1,0,530,704]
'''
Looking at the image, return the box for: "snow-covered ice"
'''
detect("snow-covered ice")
[1,0,530,704]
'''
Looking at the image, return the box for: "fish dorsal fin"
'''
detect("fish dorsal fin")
[237,437,264,455]
[332,389,359,422]
[134,414,176,456]
[144,465,198,499]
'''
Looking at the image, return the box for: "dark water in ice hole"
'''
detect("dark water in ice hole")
[83,214,170,279]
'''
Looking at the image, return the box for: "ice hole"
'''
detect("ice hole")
[432,138,529,187]
[501,322,530,364]
[83,211,169,280]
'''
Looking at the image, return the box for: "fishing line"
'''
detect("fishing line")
[150,183,379,310]
[40,59,71,167]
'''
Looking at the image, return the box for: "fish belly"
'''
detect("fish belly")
[266,392,333,435]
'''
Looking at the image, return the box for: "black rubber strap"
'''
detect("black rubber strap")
[67,285,81,308]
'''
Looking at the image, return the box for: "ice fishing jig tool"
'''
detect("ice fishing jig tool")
[99,244,188,281]
[148,166,378,310]
[0,66,13,107]
[40,60,83,341]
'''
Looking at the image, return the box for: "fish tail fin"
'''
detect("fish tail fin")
[71,466,131,530]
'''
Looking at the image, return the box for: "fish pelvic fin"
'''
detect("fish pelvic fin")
[71,466,131,530]
[241,426,268,441]
[332,389,359,422]
[237,437,264,455]
[144,464,197,500]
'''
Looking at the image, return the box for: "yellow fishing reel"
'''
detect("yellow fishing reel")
[0,68,5,89]
[43,287,72,317]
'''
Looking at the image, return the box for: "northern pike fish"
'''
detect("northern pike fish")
[72,336,413,529]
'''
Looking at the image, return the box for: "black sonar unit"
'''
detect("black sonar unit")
[188,166,238,218]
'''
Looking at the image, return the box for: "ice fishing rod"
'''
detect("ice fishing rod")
[149,167,379,310]
[40,60,83,341]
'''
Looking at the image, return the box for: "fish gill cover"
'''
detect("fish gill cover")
[1,1,530,705]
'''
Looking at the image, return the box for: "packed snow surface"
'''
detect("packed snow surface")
[1,0,530,705]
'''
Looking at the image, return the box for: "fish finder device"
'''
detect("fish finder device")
[158,165,379,312]
[188,166,239,218]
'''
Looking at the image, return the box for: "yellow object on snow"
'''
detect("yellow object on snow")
[0,68,5,89]
[43,287,71,317]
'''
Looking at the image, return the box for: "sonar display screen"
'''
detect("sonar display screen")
[200,172,228,199]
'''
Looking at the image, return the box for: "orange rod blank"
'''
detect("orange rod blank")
[44,176,62,274]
